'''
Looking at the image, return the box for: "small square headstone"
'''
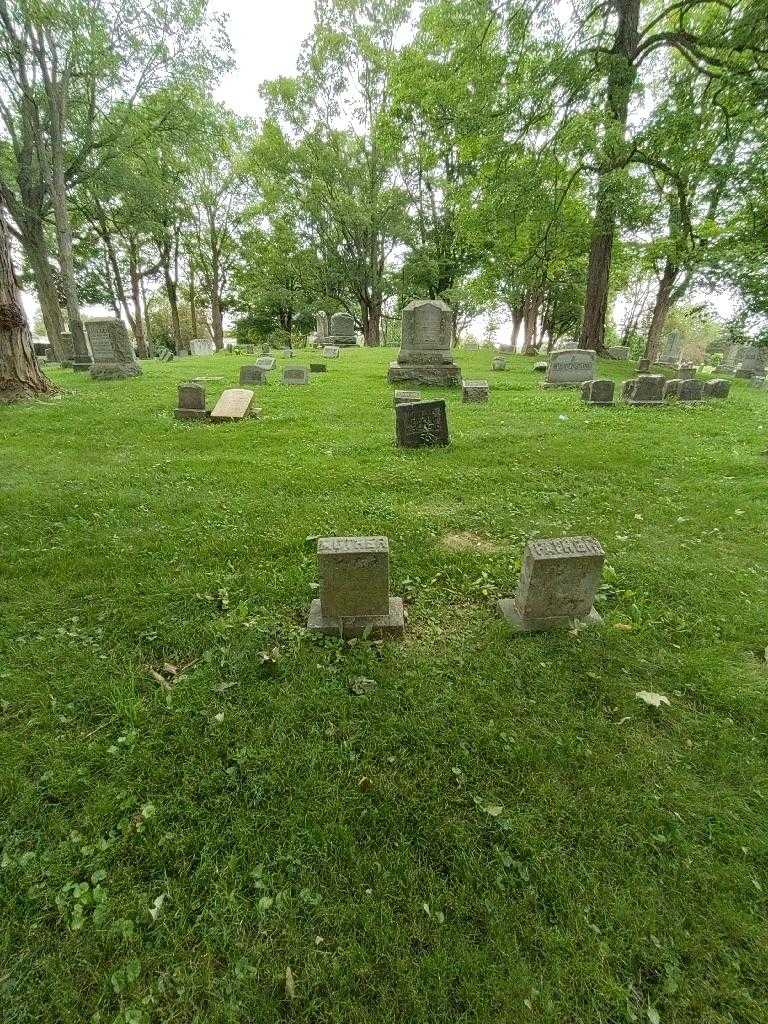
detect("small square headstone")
[751,376,766,389]
[255,356,276,371]
[210,388,256,422]
[492,357,507,371]
[677,365,696,381]
[533,361,547,373]
[498,537,605,633]
[310,362,327,373]
[543,349,597,387]
[307,536,404,638]
[622,375,665,405]
[283,366,310,385]
[240,364,267,385]
[393,389,422,406]
[702,378,730,398]
[664,378,703,401]
[174,383,208,421]
[581,379,615,406]
[395,400,449,448]
[462,379,490,403]
[636,357,650,373]
[322,345,340,359]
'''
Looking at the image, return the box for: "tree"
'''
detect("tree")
[0,202,53,401]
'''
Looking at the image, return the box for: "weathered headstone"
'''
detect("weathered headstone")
[86,318,142,379]
[734,346,766,378]
[261,343,271,355]
[552,339,573,353]
[677,365,696,380]
[326,312,357,347]
[240,364,267,385]
[255,356,276,371]
[751,376,766,389]
[310,362,327,373]
[157,348,174,363]
[210,388,256,422]
[492,356,507,371]
[657,329,683,367]
[606,346,630,360]
[316,311,329,341]
[388,298,460,386]
[622,374,665,405]
[543,349,597,388]
[395,399,449,448]
[174,383,209,421]
[636,357,650,373]
[498,537,605,634]
[281,347,295,358]
[462,379,490,403]
[189,338,216,357]
[702,378,730,398]
[664,378,703,401]
[533,361,547,373]
[393,389,422,406]
[581,379,615,406]
[322,345,340,359]
[283,365,310,385]
[58,330,76,367]
[307,536,404,638]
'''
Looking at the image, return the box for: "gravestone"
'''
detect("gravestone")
[462,379,490,403]
[261,343,271,355]
[498,537,605,634]
[395,399,449,448]
[677,365,696,380]
[240,364,267,385]
[58,330,76,367]
[316,311,329,341]
[492,356,507,371]
[157,348,174,363]
[606,346,630,360]
[636,357,650,373]
[281,347,295,358]
[657,329,683,366]
[210,388,256,422]
[751,376,766,389]
[310,362,327,373]
[702,378,730,398]
[322,345,340,359]
[326,312,357,347]
[86,318,141,379]
[307,536,404,638]
[394,389,421,406]
[174,383,209,421]
[255,356,276,371]
[622,374,665,405]
[189,338,216,357]
[581,379,615,406]
[664,378,703,401]
[734,346,766,378]
[388,298,461,386]
[552,339,573,352]
[543,349,597,388]
[283,366,310,385]
[533,362,547,373]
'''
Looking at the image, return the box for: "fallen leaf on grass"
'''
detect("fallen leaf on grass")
[614,623,633,631]
[636,691,671,708]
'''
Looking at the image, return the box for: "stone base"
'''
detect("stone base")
[624,399,664,406]
[541,381,584,389]
[497,598,602,634]
[174,408,210,421]
[584,400,614,406]
[71,361,92,373]
[90,364,142,380]
[387,361,461,386]
[307,597,405,638]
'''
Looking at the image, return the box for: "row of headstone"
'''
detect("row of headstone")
[581,375,730,406]
[721,343,765,379]
[174,383,258,422]
[307,534,605,639]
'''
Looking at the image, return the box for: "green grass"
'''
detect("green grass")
[1,348,767,1024]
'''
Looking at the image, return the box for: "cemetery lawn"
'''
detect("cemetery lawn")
[3,349,768,1024]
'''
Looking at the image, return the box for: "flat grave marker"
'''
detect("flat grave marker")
[210,388,256,422]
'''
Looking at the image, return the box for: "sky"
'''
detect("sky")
[211,0,316,118]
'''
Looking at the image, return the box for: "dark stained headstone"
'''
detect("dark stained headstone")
[395,400,449,448]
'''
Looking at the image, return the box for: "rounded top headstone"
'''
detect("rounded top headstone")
[329,312,355,337]
[402,298,452,351]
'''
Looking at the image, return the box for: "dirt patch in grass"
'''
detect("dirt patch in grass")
[439,531,506,554]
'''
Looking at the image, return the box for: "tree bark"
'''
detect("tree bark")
[25,228,63,360]
[0,207,55,402]
[361,296,381,346]
[521,290,541,354]
[579,0,641,353]
[128,242,148,358]
[645,260,677,362]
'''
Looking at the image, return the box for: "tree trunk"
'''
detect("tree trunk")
[361,298,381,346]
[521,291,540,354]
[128,244,148,358]
[579,0,641,353]
[0,208,55,402]
[140,274,152,353]
[25,229,63,360]
[189,266,199,337]
[509,302,524,350]
[645,261,677,362]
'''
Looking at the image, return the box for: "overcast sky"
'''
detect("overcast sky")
[211,0,316,118]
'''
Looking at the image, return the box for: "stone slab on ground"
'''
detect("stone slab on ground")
[307,597,405,638]
[622,375,665,405]
[394,389,422,406]
[462,379,490,402]
[581,379,615,405]
[240,365,267,385]
[210,388,256,422]
[255,356,276,371]
[283,366,310,385]
[703,378,731,398]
